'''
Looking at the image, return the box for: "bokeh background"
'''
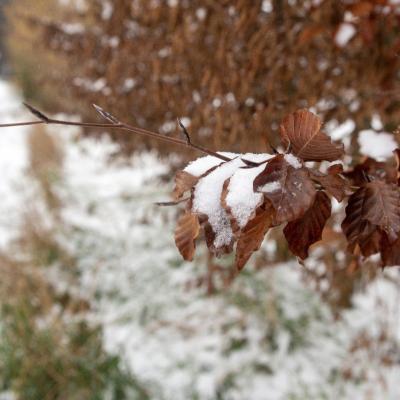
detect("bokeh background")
[0,1,400,399]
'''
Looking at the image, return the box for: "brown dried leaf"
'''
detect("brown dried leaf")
[327,163,344,175]
[381,235,400,267]
[343,157,397,186]
[342,187,378,256]
[284,191,332,259]
[279,109,344,162]
[174,212,200,261]
[254,154,316,224]
[394,148,400,185]
[342,182,400,256]
[363,181,400,242]
[173,170,198,200]
[310,166,347,202]
[235,202,274,271]
[220,178,241,236]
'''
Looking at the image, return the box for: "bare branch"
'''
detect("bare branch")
[23,102,50,123]
[177,118,191,145]
[155,197,190,206]
[93,104,120,125]
[0,103,232,162]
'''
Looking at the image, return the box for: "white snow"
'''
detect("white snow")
[258,181,281,193]
[358,129,398,160]
[1,79,400,399]
[0,81,30,248]
[328,119,355,140]
[284,153,302,169]
[184,152,271,177]
[261,0,273,13]
[225,164,265,228]
[335,23,356,47]
[192,157,243,248]
[190,153,273,243]
[184,152,237,177]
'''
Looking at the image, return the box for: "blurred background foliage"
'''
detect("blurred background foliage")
[0,1,400,399]
[4,0,400,155]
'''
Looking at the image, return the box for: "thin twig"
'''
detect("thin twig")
[155,197,190,206]
[177,118,191,145]
[0,103,232,162]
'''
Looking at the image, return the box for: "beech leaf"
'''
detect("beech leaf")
[343,157,397,186]
[235,202,274,271]
[174,212,200,261]
[342,182,400,257]
[284,191,332,259]
[279,109,344,161]
[381,236,400,267]
[394,148,400,185]
[253,154,316,224]
[310,166,347,202]
[173,170,198,200]
[363,181,400,243]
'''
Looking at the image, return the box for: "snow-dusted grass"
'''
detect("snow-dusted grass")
[1,79,400,399]
[54,121,400,400]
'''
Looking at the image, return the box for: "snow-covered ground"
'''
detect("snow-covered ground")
[1,79,400,399]
[0,80,31,247]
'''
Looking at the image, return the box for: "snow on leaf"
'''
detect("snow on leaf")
[223,164,265,229]
[279,109,344,161]
[192,157,243,252]
[184,153,236,177]
[259,181,281,193]
[284,153,302,169]
[253,154,316,224]
[174,212,200,261]
[284,191,332,259]
[235,202,274,270]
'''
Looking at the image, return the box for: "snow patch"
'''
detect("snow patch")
[284,153,302,169]
[259,181,281,193]
[358,130,398,160]
[335,23,356,47]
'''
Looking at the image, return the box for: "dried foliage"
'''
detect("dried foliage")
[170,109,400,270]
[279,109,344,161]
[174,212,200,261]
[5,0,400,155]
[284,191,332,260]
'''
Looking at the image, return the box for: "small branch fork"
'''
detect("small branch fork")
[0,103,232,162]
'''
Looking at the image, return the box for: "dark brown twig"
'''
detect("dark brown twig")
[155,197,190,206]
[0,103,232,162]
[177,118,191,145]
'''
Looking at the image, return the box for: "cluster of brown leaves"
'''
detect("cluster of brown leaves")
[173,109,346,270]
[173,109,400,271]
[342,150,400,267]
